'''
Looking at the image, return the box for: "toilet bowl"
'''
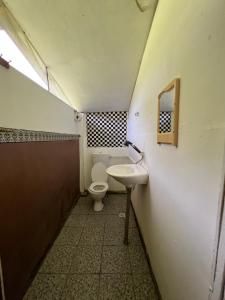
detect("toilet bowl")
[88,181,108,211]
[88,158,109,211]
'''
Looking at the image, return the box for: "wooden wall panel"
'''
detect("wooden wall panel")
[0,139,80,300]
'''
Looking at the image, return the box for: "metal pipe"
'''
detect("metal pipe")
[124,186,132,245]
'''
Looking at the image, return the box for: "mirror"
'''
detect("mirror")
[157,78,180,146]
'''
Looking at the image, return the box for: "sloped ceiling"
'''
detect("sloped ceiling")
[4,0,157,112]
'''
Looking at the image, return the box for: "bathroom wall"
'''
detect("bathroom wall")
[0,66,78,134]
[127,1,225,300]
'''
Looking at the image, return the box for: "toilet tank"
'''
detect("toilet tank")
[92,154,110,166]
[91,154,110,182]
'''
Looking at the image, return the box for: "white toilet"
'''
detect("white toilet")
[88,154,109,211]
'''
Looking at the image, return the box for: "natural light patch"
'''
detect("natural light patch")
[0,30,47,89]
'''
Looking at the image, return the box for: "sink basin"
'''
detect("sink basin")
[106,164,148,187]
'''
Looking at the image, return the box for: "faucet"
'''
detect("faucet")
[124,140,144,164]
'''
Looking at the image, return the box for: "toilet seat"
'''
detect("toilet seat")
[89,159,109,211]
[89,182,108,193]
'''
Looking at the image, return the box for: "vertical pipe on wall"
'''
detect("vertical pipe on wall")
[78,113,85,193]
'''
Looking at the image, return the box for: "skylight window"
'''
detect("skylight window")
[0,29,47,89]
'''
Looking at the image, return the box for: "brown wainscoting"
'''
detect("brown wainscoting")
[0,139,80,300]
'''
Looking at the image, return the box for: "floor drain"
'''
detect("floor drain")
[118,212,125,218]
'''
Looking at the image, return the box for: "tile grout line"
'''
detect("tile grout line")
[60,201,88,298]
[128,209,140,300]
[59,274,68,300]
[98,224,105,300]
[97,194,109,299]
[59,206,88,300]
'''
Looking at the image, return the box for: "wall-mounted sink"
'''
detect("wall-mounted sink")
[106,164,148,187]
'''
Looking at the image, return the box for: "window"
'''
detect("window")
[0,29,47,89]
[86,112,128,147]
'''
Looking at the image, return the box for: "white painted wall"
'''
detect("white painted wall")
[0,66,78,134]
[127,1,225,300]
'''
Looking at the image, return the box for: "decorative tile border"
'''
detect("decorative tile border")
[0,127,80,143]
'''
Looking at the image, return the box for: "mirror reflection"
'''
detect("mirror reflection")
[159,88,175,133]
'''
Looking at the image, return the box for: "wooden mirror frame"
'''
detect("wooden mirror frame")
[157,78,180,146]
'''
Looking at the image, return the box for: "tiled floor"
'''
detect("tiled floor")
[23,194,158,300]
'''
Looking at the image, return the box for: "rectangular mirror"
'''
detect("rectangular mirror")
[157,78,180,146]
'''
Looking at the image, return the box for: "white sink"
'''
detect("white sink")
[106,164,148,187]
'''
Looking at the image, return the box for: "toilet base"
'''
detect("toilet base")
[94,199,104,212]
[89,191,106,212]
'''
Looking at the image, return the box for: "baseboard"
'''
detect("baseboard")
[107,190,127,194]
[81,189,127,196]
[80,191,88,197]
[131,203,163,300]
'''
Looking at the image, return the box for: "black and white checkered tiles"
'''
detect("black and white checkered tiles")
[86,112,128,147]
[159,111,172,133]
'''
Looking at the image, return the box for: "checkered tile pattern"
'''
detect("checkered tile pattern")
[86,112,128,147]
[159,112,172,133]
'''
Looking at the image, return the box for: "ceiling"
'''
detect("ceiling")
[4,0,157,112]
